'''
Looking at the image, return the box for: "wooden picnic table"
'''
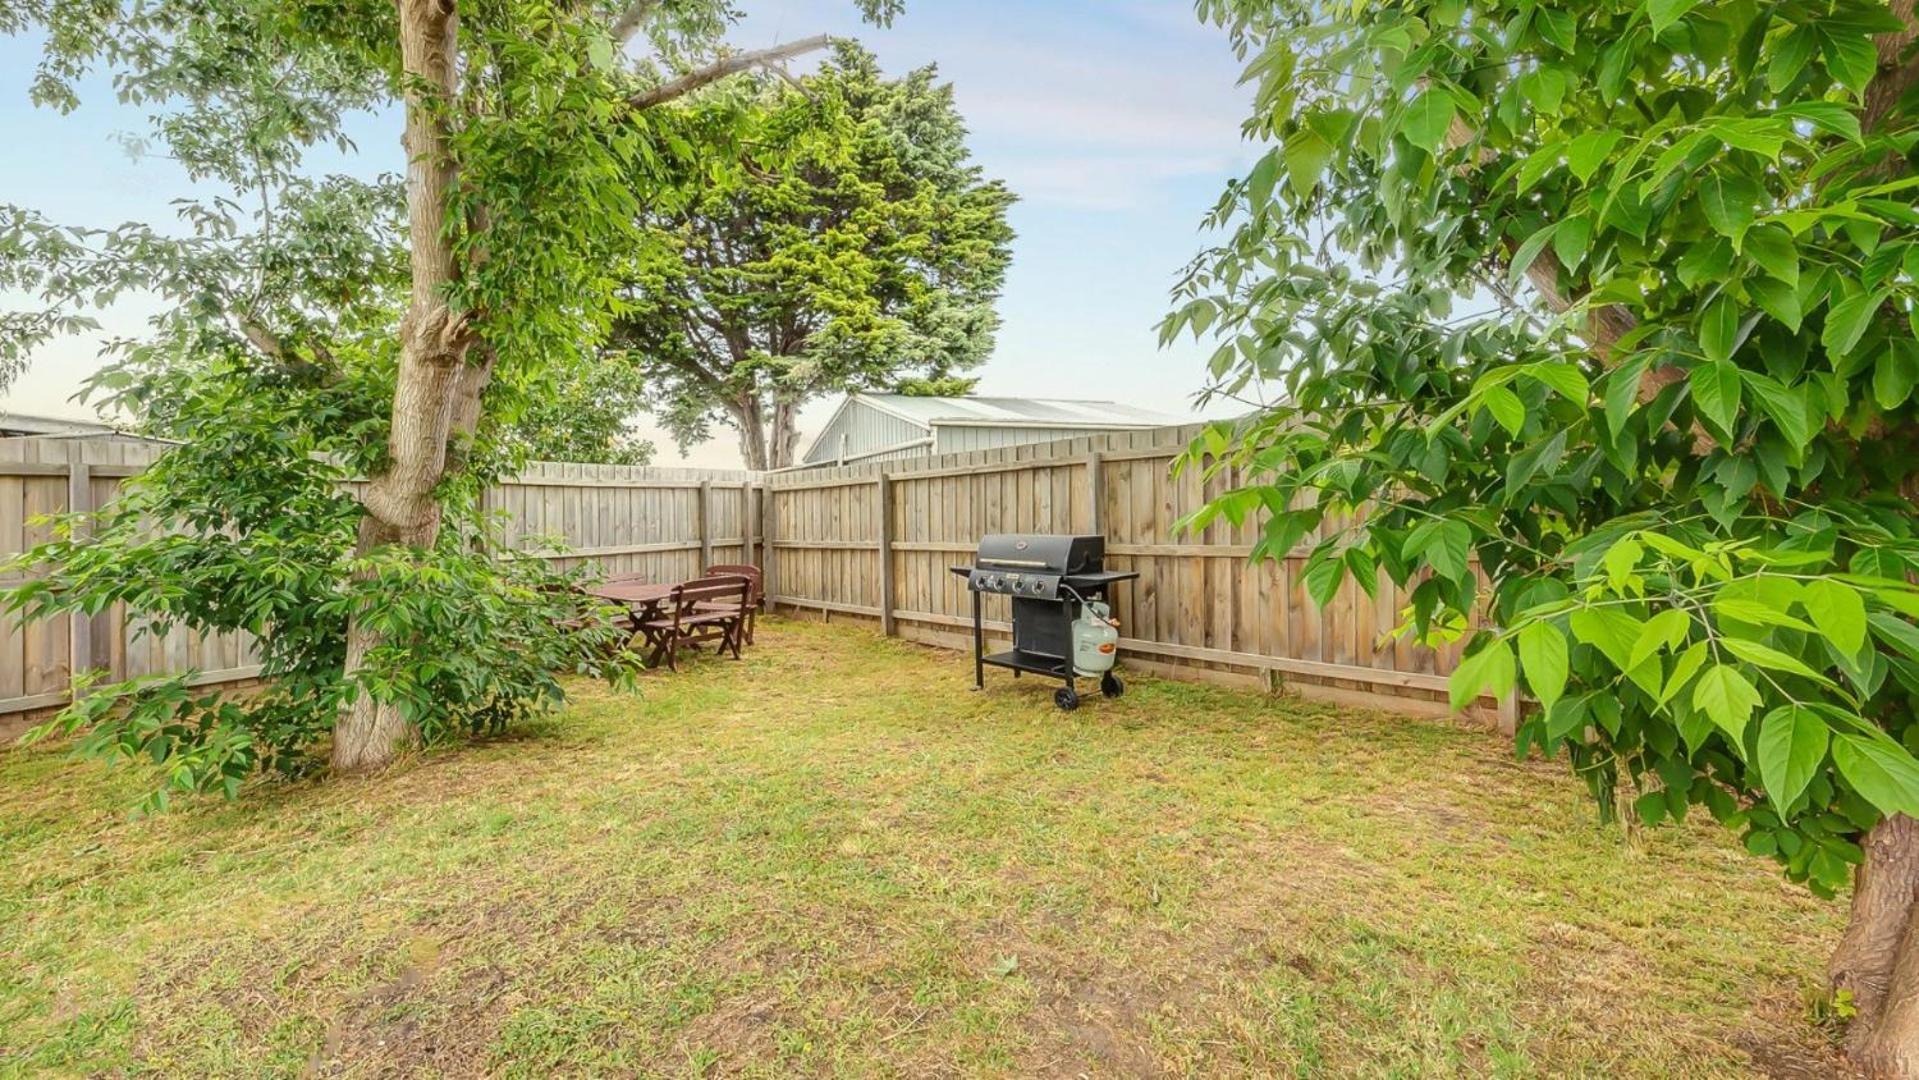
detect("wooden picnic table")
[583,579,676,614]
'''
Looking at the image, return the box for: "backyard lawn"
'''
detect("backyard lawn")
[1,619,1846,1077]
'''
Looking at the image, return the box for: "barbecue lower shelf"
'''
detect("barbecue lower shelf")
[980,648,1073,678]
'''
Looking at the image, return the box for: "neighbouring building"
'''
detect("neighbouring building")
[0,412,120,438]
[798,394,1190,468]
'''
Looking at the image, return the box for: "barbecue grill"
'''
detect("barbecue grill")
[949,534,1140,710]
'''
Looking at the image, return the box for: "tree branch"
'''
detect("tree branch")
[628,35,832,110]
[609,0,661,45]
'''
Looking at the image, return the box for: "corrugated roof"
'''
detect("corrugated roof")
[0,411,120,437]
[860,394,1190,428]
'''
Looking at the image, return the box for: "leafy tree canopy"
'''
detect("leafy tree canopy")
[0,0,894,792]
[608,41,1015,468]
[1170,0,1919,1065]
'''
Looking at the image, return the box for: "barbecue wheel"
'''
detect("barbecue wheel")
[1054,687,1080,711]
[1100,673,1124,698]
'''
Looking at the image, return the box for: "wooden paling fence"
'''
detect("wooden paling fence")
[762,425,1507,724]
[0,436,757,719]
[4,424,1503,727]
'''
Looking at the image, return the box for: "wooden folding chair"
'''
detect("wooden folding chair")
[637,576,748,671]
[703,563,763,644]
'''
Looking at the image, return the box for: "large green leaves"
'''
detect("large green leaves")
[1833,736,1919,818]
[1518,621,1569,710]
[1688,361,1742,440]
[1399,90,1456,155]
[1756,707,1828,812]
[1692,664,1762,741]
[1450,638,1516,710]
[1180,0,1919,906]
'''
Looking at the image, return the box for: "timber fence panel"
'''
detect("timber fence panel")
[5,423,1492,723]
[0,439,757,718]
[764,424,1487,716]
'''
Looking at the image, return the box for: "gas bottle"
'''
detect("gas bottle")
[1071,600,1120,676]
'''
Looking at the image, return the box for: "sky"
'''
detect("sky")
[0,0,1261,468]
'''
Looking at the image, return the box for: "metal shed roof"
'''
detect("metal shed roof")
[855,394,1190,429]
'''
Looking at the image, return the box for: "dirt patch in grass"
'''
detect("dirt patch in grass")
[0,618,1848,1077]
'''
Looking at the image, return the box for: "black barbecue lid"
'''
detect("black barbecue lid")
[974,533,1104,573]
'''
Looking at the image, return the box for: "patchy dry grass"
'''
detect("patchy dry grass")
[0,618,1845,1077]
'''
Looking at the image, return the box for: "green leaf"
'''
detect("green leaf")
[1767,27,1818,92]
[1699,295,1740,363]
[1506,429,1568,491]
[1720,636,1824,681]
[586,33,615,72]
[1874,343,1919,409]
[1565,130,1621,183]
[1833,734,1919,817]
[1741,372,1813,446]
[1716,597,1816,633]
[1399,90,1456,156]
[1282,129,1335,200]
[1604,536,1644,590]
[1803,579,1868,656]
[1757,706,1829,814]
[1777,101,1862,144]
[1303,549,1347,608]
[1630,607,1691,669]
[1570,606,1645,671]
[1507,223,1557,290]
[1480,383,1526,438]
[1524,361,1590,403]
[1822,286,1885,359]
[1692,663,1762,743]
[1518,621,1569,712]
[1648,0,1697,35]
[1603,352,1651,437]
[1660,641,1710,705]
[1406,518,1473,584]
[1700,173,1756,241]
[1748,277,1803,333]
[1552,214,1592,269]
[1244,150,1280,211]
[1869,612,1919,662]
[1822,31,1878,97]
[1450,638,1515,711]
[1688,361,1742,441]
[1743,224,1799,287]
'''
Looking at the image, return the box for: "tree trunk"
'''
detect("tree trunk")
[732,396,770,471]
[333,0,470,774]
[1834,816,1919,1076]
[1837,11,1919,1068]
[767,400,801,470]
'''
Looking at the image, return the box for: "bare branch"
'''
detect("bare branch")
[609,0,661,46]
[628,35,832,111]
[237,316,285,360]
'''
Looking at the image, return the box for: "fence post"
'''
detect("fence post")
[1497,689,1520,736]
[743,482,758,571]
[877,471,895,637]
[761,483,778,611]
[1086,450,1105,537]
[697,479,713,571]
[66,442,92,687]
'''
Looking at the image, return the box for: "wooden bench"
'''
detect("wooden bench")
[636,575,749,671]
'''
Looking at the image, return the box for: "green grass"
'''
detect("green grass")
[0,618,1844,1077]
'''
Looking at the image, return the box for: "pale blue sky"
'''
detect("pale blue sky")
[0,0,1259,466]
